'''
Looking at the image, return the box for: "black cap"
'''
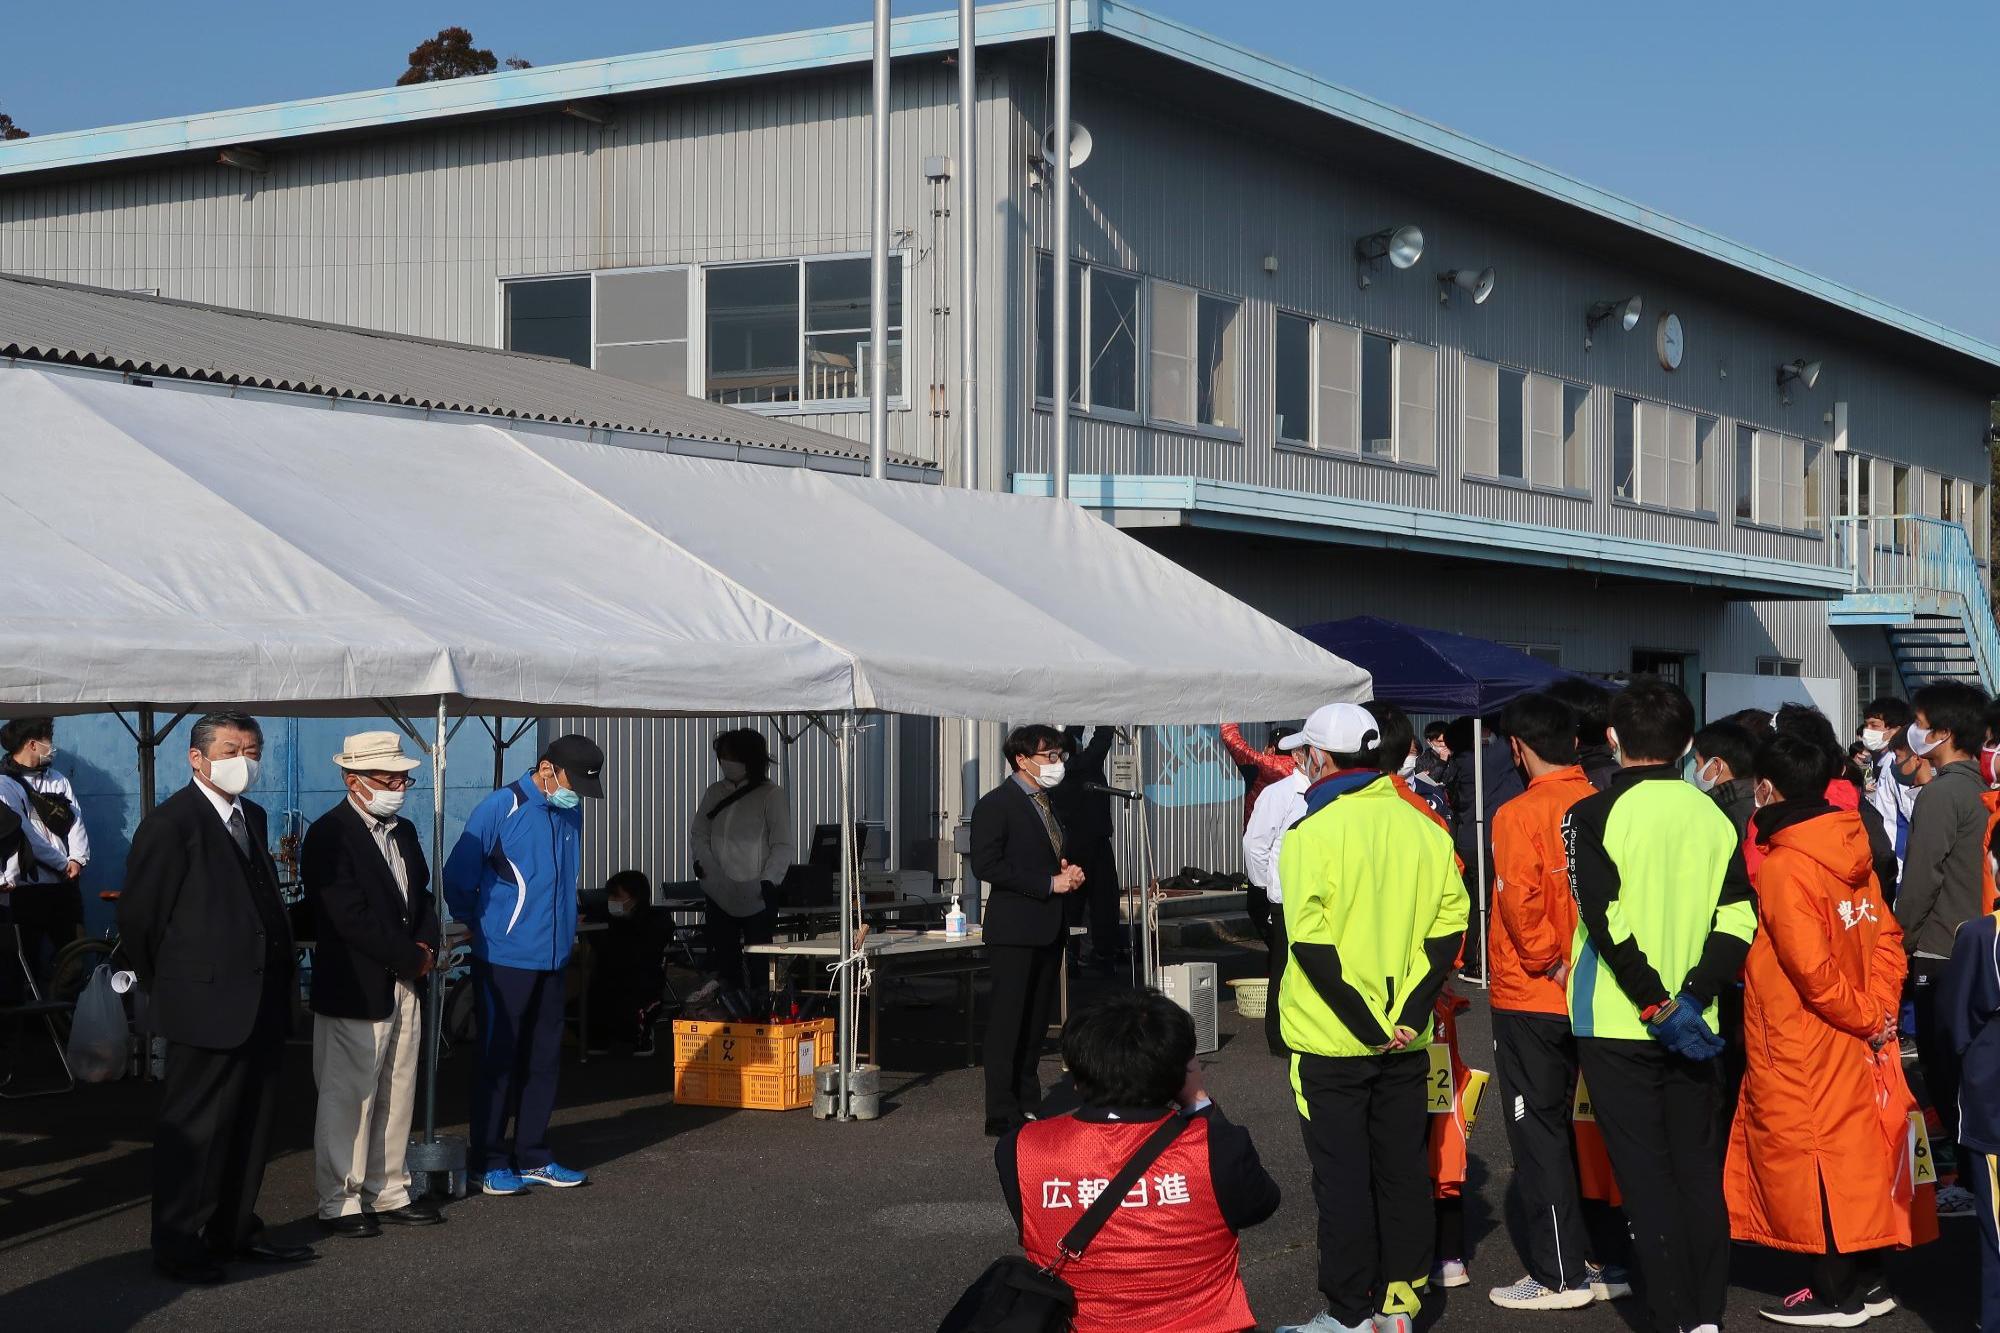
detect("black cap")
[546,733,606,799]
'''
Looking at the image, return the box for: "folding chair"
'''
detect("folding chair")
[0,921,76,1098]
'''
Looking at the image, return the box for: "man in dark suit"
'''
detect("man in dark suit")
[1053,725,1124,977]
[118,712,315,1283]
[971,724,1084,1136]
[302,731,444,1238]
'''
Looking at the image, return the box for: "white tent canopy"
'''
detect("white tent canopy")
[1,366,1368,720]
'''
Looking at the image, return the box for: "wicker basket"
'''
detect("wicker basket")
[1227,977,1269,1019]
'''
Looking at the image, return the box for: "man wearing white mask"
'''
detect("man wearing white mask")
[971,724,1085,1135]
[1859,696,1917,879]
[302,732,443,1237]
[120,712,315,1283]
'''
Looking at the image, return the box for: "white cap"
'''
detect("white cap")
[1279,702,1379,755]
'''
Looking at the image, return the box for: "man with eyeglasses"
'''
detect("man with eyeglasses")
[302,731,443,1236]
[972,724,1086,1136]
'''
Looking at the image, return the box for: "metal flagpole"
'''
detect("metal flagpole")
[868,0,891,481]
[1050,0,1071,501]
[957,0,982,925]
[836,712,859,1121]
[1471,715,1489,987]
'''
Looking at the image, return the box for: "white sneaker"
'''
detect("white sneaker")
[1861,1284,1896,1318]
[1433,1258,1470,1289]
[1488,1275,1595,1310]
[1275,1314,1371,1333]
[1587,1262,1633,1301]
[1936,1183,1978,1217]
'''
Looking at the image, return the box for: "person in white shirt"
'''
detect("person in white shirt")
[1243,765,1308,1055]
[0,716,88,991]
[690,729,794,998]
[1859,697,1917,881]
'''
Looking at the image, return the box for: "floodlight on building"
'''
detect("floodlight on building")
[1353,225,1423,289]
[1038,122,1093,169]
[1585,295,1642,350]
[1777,357,1822,403]
[1437,267,1495,306]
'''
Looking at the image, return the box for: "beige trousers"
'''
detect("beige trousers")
[312,984,421,1219]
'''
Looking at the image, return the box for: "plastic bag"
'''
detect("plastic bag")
[65,963,129,1083]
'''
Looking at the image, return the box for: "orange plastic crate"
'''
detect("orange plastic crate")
[671,1017,835,1111]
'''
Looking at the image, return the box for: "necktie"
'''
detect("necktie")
[226,807,252,860]
[1030,791,1065,859]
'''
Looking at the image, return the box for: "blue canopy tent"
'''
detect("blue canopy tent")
[1290,614,1587,715]
[1289,615,1601,984]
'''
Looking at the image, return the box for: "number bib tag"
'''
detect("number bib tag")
[1572,1075,1597,1123]
[1910,1111,1936,1187]
[1426,1042,1454,1115]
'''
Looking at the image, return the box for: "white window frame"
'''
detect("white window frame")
[590,263,694,394]
[1465,357,1588,494]
[1033,253,1144,420]
[1273,309,1317,447]
[1282,322,1434,467]
[1611,391,1715,517]
[695,250,912,415]
[1734,423,1825,536]
[1757,657,1803,677]
[496,270,593,366]
[1143,278,1243,437]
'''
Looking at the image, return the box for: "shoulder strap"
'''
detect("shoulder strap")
[704,778,768,822]
[1053,1112,1188,1264]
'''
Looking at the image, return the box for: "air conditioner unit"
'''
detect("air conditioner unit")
[1159,962,1219,1055]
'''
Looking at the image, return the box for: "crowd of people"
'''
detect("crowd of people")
[977,678,2000,1333]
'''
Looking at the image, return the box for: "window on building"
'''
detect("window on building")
[1396,340,1438,468]
[1757,657,1804,678]
[1940,475,1957,523]
[1318,322,1360,453]
[1612,393,1711,514]
[1735,426,1824,533]
[502,275,591,367]
[1632,648,1690,686]
[705,255,904,407]
[1274,312,1313,445]
[1360,332,1394,455]
[1034,254,1081,404]
[1147,280,1241,431]
[1855,664,1899,707]
[1976,485,1992,562]
[1035,254,1144,415]
[1465,358,1583,489]
[593,267,689,393]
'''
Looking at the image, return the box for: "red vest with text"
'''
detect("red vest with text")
[1013,1112,1253,1333]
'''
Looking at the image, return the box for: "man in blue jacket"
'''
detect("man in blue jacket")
[444,733,605,1195]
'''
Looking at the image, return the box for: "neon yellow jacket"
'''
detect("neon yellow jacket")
[1278,775,1470,1059]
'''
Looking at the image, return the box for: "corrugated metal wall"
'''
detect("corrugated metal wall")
[1004,74,1993,557]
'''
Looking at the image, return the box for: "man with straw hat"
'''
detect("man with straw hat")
[302,730,443,1236]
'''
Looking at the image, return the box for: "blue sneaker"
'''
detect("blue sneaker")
[479,1169,526,1196]
[520,1162,588,1188]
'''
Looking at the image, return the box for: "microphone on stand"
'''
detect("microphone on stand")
[1082,781,1142,802]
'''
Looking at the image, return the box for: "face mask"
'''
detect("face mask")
[607,897,633,919]
[1689,758,1718,794]
[1753,780,1776,810]
[1035,760,1067,790]
[358,780,405,819]
[206,754,259,796]
[1859,728,1889,753]
[1397,753,1417,779]
[1908,724,1945,757]
[719,759,748,782]
[29,741,54,767]
[548,785,581,811]
[1606,727,1623,765]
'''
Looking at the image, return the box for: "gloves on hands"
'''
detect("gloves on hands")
[1645,993,1726,1061]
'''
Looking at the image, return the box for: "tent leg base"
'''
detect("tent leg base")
[407,1134,468,1200]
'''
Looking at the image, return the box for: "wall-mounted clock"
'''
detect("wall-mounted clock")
[1657,312,1685,371]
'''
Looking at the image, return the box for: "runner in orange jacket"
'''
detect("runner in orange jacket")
[1727,732,1918,1326]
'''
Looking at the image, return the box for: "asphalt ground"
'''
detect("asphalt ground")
[0,941,1979,1332]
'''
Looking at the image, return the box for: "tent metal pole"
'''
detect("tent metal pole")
[868,0,891,481]
[1050,0,1071,501]
[137,706,157,817]
[423,694,449,1145]
[836,712,858,1122]
[1471,716,1489,988]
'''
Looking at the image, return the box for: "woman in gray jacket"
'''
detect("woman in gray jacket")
[690,729,795,996]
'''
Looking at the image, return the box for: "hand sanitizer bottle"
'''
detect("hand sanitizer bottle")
[945,894,968,939]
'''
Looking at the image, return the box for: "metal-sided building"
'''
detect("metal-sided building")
[5,0,1994,881]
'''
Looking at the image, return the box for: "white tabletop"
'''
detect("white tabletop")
[744,928,987,959]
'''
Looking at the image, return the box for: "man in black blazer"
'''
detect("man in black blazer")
[1053,725,1124,976]
[302,731,443,1238]
[118,712,315,1283]
[971,724,1084,1135]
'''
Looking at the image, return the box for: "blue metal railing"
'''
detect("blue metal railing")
[1832,513,2000,690]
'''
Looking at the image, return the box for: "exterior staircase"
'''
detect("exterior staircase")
[1829,514,1999,691]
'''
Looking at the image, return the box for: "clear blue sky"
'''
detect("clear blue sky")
[5,1,1996,343]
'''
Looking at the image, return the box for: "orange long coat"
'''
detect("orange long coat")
[1725,809,1909,1254]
